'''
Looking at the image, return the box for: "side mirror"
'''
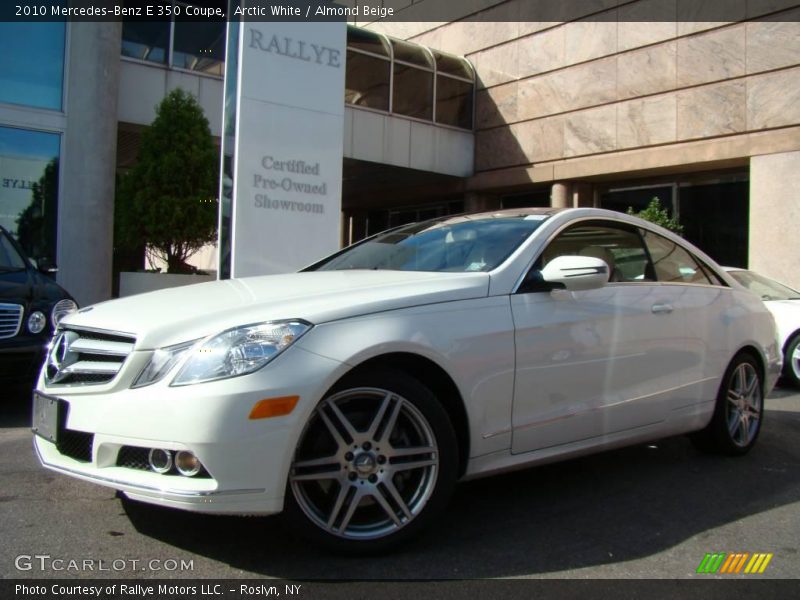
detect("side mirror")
[35,257,58,274]
[541,255,609,291]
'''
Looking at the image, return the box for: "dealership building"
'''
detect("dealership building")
[1,0,799,307]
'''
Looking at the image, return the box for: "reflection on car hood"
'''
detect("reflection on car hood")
[60,270,490,349]
[0,268,33,303]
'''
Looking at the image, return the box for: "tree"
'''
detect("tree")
[116,89,218,273]
[16,158,58,262]
[627,197,684,236]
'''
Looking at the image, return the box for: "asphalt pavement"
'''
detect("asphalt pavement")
[2,384,799,581]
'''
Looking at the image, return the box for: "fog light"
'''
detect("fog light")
[174,450,201,477]
[28,311,46,334]
[148,448,173,474]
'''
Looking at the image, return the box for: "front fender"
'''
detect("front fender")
[297,296,517,458]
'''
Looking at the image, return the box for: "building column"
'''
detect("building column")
[464,192,501,212]
[750,151,800,290]
[58,22,121,306]
[550,182,570,208]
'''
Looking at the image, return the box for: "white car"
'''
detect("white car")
[33,208,781,551]
[725,268,800,388]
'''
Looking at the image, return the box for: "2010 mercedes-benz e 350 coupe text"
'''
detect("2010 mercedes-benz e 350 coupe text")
[33,208,781,551]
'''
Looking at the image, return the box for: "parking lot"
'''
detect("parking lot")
[2,384,799,580]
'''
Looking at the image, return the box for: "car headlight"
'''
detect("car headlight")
[132,340,198,388]
[51,299,78,326]
[28,311,46,334]
[171,320,311,386]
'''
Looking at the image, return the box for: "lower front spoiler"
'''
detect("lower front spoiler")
[34,436,284,515]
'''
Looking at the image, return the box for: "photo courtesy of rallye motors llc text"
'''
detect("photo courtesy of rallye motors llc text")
[13,583,304,597]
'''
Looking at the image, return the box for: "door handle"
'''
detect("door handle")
[651,303,674,314]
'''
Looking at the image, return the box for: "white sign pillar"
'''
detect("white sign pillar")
[228,19,346,277]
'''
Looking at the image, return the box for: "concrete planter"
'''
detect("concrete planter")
[119,271,215,297]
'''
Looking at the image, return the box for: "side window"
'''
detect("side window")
[527,221,654,289]
[641,229,711,284]
[696,259,728,287]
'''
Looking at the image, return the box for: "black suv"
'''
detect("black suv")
[0,225,76,387]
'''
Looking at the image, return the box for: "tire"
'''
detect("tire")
[691,353,764,456]
[284,368,458,553]
[782,334,800,388]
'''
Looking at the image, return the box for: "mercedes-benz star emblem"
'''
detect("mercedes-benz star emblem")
[46,331,80,383]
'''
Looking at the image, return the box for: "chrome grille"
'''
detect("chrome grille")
[44,327,136,386]
[0,303,23,339]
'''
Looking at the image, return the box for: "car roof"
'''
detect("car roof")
[444,207,565,221]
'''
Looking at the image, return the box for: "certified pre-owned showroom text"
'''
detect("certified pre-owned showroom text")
[14,554,194,572]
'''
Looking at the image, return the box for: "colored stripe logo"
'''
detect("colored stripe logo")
[696,552,773,574]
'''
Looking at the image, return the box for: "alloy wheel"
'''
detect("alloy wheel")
[725,362,762,448]
[290,387,439,541]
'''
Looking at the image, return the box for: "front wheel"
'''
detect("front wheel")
[782,334,800,388]
[284,369,458,552]
[691,353,763,455]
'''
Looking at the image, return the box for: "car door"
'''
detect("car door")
[510,219,685,454]
[638,228,731,411]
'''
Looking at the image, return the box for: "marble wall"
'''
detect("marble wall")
[395,0,800,176]
[750,151,800,290]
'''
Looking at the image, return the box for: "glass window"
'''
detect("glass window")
[345,51,390,111]
[642,229,711,284]
[679,181,748,268]
[393,65,433,120]
[0,230,26,270]
[539,222,653,284]
[697,260,726,286]
[727,270,799,301]
[121,20,170,64]
[173,17,226,76]
[309,215,548,273]
[0,127,60,262]
[601,187,674,215]
[347,27,390,56]
[433,51,473,79]
[392,39,433,68]
[0,22,65,110]
[436,75,473,129]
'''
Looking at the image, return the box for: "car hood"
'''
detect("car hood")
[1,267,71,306]
[0,268,33,303]
[60,270,490,349]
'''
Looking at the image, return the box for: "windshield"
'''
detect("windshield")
[729,269,800,301]
[309,215,549,273]
[0,230,26,271]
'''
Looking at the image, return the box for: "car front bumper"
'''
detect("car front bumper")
[32,345,347,515]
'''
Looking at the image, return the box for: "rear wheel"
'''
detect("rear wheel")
[691,353,763,455]
[783,334,800,388]
[285,369,458,552]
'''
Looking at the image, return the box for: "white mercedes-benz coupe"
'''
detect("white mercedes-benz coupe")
[33,208,781,551]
